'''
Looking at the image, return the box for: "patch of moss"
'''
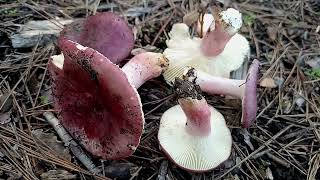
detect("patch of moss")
[305,68,320,80]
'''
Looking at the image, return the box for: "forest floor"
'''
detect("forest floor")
[0,0,319,180]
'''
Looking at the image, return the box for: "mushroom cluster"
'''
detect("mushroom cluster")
[48,11,169,160]
[49,39,168,159]
[157,7,261,172]
[163,8,250,84]
[161,7,260,128]
[46,7,260,175]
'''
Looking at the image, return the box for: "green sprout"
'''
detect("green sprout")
[243,12,256,27]
[305,68,320,80]
[39,96,49,104]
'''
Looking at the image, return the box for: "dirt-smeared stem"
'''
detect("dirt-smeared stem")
[174,78,211,136]
[184,59,260,128]
[121,52,169,89]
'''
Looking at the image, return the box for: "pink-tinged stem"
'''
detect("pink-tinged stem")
[195,70,245,98]
[121,52,169,89]
[178,97,211,136]
[200,21,234,57]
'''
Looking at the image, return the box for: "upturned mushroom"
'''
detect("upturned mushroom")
[163,8,250,85]
[183,59,260,128]
[49,39,168,160]
[158,78,232,172]
[59,12,134,64]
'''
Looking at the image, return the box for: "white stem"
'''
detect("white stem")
[179,97,211,136]
[195,70,245,98]
[121,52,168,89]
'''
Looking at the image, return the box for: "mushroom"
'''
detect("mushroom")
[49,39,168,160]
[59,12,134,64]
[184,59,260,128]
[163,8,249,85]
[158,77,232,172]
[201,8,243,57]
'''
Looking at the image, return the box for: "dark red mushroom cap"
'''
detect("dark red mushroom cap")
[49,39,143,160]
[242,59,260,128]
[59,12,134,64]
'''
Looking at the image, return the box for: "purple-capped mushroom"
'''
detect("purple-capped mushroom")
[48,39,168,160]
[59,12,134,64]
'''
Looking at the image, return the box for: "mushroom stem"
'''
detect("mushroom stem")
[174,78,212,136]
[178,97,211,136]
[186,59,260,99]
[200,8,242,57]
[200,21,233,57]
[121,52,169,89]
[184,59,260,128]
[195,70,245,98]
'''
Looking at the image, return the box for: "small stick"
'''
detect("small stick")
[151,10,176,46]
[43,112,101,175]
[266,152,291,168]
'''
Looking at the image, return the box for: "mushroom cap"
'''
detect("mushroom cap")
[48,39,143,160]
[218,8,243,35]
[163,23,249,85]
[59,12,134,64]
[242,59,260,128]
[158,105,232,172]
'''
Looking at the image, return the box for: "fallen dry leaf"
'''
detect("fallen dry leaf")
[40,169,76,180]
[266,167,274,180]
[131,48,147,56]
[294,94,306,110]
[305,57,320,70]
[260,78,277,88]
[0,111,11,125]
[183,10,199,26]
[241,129,254,151]
[131,45,159,56]
[267,26,278,41]
[32,129,71,161]
[217,0,231,6]
[274,76,284,87]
